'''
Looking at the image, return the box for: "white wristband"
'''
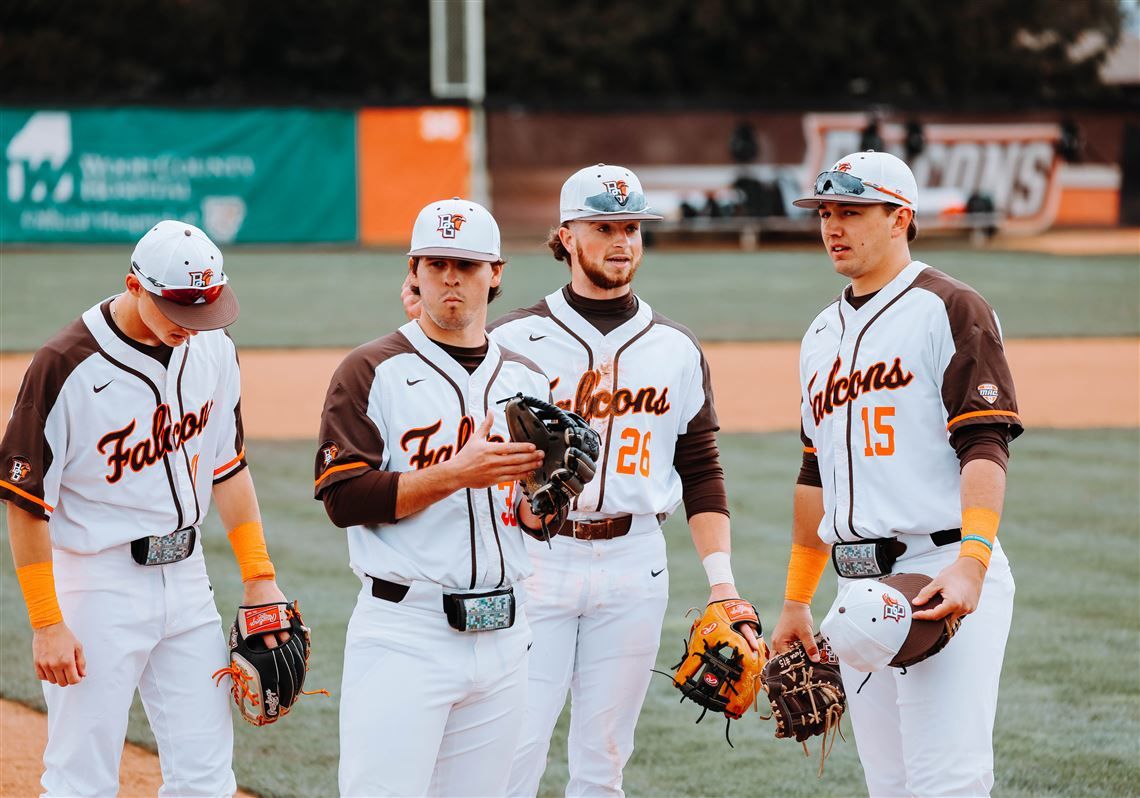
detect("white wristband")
[702,551,734,587]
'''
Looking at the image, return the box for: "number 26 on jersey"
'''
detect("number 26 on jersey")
[616,428,651,476]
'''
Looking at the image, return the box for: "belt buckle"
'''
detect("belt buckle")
[831,541,890,578]
[449,588,515,632]
[573,520,597,540]
[131,527,196,566]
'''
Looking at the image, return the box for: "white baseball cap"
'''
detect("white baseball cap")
[559,164,664,223]
[793,150,919,210]
[408,198,501,262]
[131,220,239,331]
[820,573,946,672]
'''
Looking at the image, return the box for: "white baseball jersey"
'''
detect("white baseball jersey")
[0,299,247,549]
[803,261,1022,797]
[492,286,716,796]
[800,261,1022,544]
[490,287,717,526]
[0,297,243,796]
[313,320,550,590]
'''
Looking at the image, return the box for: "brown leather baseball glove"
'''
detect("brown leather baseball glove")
[761,634,846,774]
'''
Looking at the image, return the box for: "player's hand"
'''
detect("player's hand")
[912,557,986,624]
[401,273,422,321]
[517,495,559,529]
[33,622,86,686]
[242,578,291,649]
[771,599,819,660]
[707,584,765,654]
[446,412,545,489]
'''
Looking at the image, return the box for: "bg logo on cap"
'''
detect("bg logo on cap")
[882,593,907,622]
[436,213,467,239]
[188,269,215,288]
[602,180,629,206]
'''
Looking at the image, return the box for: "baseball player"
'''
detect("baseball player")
[402,165,757,797]
[1,220,291,797]
[315,198,559,796]
[770,151,1021,797]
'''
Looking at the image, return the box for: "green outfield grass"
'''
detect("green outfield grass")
[2,429,1137,797]
[1,248,1136,350]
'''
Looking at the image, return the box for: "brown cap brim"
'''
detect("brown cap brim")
[562,210,665,222]
[150,284,240,331]
[792,195,894,209]
[880,572,945,666]
[407,246,500,262]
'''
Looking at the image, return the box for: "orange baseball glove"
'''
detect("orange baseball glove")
[670,599,767,742]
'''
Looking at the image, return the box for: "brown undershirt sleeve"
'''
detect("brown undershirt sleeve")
[949,424,1011,472]
[796,451,823,488]
[674,429,729,519]
[321,469,401,528]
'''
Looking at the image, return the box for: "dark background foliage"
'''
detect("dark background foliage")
[0,0,1128,108]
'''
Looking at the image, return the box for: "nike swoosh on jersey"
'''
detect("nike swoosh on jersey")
[528,334,547,342]
[93,380,113,393]
[407,378,425,386]
[651,567,665,577]
[815,323,828,334]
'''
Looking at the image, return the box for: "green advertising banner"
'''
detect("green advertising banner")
[1,108,356,243]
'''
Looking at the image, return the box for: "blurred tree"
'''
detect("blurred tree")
[0,0,1126,107]
[0,0,431,104]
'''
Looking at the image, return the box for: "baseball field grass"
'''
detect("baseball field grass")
[1,248,1137,349]
[2,429,1137,797]
[2,244,1138,795]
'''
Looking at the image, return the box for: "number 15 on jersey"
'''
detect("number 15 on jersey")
[860,406,895,457]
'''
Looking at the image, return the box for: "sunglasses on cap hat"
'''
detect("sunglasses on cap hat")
[580,187,652,215]
[812,170,913,206]
[131,261,228,306]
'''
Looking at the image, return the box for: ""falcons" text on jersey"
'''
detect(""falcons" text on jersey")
[553,370,671,421]
[810,356,914,424]
[401,417,506,470]
[97,401,214,483]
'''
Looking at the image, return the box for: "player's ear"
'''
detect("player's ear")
[891,207,912,239]
[557,224,575,252]
[489,261,504,288]
[125,274,144,296]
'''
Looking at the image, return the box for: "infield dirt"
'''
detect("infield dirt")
[0,335,1136,794]
[2,338,1134,442]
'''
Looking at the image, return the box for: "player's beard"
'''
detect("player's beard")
[426,305,474,330]
[576,243,641,290]
[425,301,476,332]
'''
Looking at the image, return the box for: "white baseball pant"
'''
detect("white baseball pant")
[507,530,669,798]
[840,537,1015,798]
[338,578,531,797]
[41,542,235,798]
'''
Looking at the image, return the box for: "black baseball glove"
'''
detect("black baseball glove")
[213,601,326,726]
[503,394,600,542]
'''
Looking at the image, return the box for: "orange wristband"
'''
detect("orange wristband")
[227,521,276,582]
[784,543,831,604]
[16,561,64,629]
[959,507,1000,569]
